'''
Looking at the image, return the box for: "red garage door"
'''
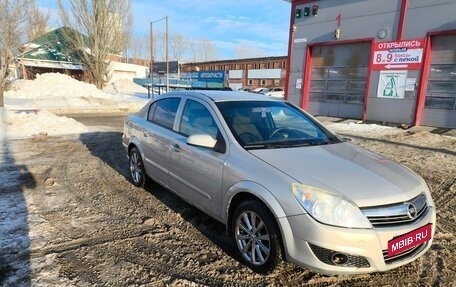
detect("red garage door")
[421,35,456,128]
[308,42,371,119]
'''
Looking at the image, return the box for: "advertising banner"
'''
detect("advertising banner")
[377,70,408,99]
[197,70,225,83]
[372,39,426,70]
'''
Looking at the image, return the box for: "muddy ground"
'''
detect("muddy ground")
[0,116,455,287]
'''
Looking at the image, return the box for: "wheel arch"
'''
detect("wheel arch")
[127,136,144,157]
[224,181,287,223]
[224,181,290,258]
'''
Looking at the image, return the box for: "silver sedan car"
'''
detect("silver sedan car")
[122,90,436,275]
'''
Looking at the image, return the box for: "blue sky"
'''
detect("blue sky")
[37,0,291,60]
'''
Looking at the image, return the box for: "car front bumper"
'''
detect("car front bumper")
[280,206,436,275]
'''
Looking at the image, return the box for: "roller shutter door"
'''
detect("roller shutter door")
[421,35,456,128]
[308,42,370,119]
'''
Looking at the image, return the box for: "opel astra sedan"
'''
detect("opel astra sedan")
[122,90,436,275]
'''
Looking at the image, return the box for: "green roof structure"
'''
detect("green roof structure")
[16,27,88,70]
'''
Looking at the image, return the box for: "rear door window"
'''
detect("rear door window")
[148,98,181,129]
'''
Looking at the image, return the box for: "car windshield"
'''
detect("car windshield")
[216,101,340,149]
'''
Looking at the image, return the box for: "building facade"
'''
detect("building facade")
[181,56,287,90]
[16,27,149,84]
[285,0,456,128]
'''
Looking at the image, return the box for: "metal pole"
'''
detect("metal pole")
[165,16,169,92]
[150,16,168,94]
[150,21,154,98]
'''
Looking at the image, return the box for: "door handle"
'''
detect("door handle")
[171,144,181,152]
[143,131,149,137]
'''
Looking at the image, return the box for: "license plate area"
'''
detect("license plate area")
[388,223,432,257]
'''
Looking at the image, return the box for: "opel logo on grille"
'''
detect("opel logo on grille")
[407,203,418,219]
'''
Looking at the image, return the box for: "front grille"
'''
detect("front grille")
[361,193,428,228]
[309,243,370,268]
[383,242,427,264]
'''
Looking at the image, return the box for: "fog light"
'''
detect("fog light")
[309,243,370,268]
[330,253,348,265]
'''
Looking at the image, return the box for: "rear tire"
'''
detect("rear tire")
[232,200,282,274]
[129,147,149,188]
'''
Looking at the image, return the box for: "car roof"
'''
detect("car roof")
[158,90,283,103]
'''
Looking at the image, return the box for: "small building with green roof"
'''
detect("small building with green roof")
[15,27,86,80]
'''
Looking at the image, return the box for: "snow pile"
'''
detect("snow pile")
[5,73,147,112]
[1,73,151,139]
[103,78,148,96]
[327,122,403,137]
[7,73,109,99]
[1,109,89,139]
[8,79,28,91]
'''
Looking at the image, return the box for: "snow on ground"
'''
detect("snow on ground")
[1,110,89,139]
[2,73,149,139]
[326,121,404,137]
[1,72,424,140]
[103,78,150,97]
[5,73,148,113]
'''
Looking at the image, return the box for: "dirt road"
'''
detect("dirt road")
[0,116,455,286]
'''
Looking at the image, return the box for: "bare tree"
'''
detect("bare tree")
[170,34,189,62]
[153,32,166,62]
[148,33,215,63]
[129,36,145,61]
[0,0,35,107]
[233,43,266,60]
[233,44,250,60]
[57,0,133,89]
[27,3,50,42]
[190,39,217,62]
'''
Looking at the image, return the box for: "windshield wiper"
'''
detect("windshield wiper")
[244,143,286,150]
[244,142,299,149]
[243,144,268,150]
[289,142,317,147]
[244,139,332,150]
[244,143,308,150]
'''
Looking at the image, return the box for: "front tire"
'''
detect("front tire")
[232,200,282,274]
[129,147,149,188]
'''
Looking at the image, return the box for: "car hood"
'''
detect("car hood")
[249,142,424,207]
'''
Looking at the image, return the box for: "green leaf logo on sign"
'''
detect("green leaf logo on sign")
[383,76,398,97]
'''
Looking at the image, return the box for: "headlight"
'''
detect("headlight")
[292,183,372,229]
[421,179,435,208]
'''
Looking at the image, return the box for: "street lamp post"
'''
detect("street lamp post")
[150,16,169,96]
[165,16,169,92]
[149,21,153,98]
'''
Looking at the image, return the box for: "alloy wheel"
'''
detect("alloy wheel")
[235,210,271,265]
[129,150,142,184]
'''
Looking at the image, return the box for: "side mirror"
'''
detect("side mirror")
[187,133,227,153]
[187,134,217,149]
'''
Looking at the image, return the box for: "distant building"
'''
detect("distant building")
[181,56,287,90]
[284,0,456,129]
[152,61,179,74]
